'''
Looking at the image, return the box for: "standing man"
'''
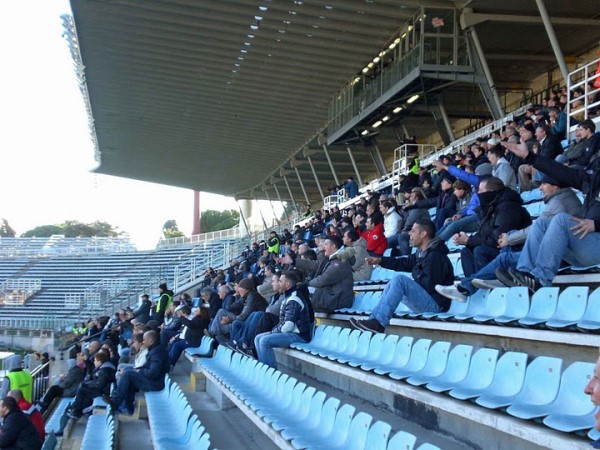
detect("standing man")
[154,283,173,325]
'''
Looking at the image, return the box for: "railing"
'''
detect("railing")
[567,57,600,133]
[157,226,242,249]
[0,317,72,331]
[0,279,42,305]
[0,236,135,258]
[392,144,437,193]
[30,361,51,403]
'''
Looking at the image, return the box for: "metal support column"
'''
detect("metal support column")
[366,140,388,176]
[322,144,340,186]
[294,166,311,206]
[535,0,569,82]
[283,175,299,216]
[236,201,251,237]
[401,123,410,140]
[346,146,363,186]
[465,18,504,120]
[429,96,455,145]
[307,156,325,203]
[254,198,269,231]
[264,189,281,227]
[272,183,290,223]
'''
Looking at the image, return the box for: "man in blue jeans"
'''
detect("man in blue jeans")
[349,219,454,334]
[111,330,169,415]
[254,271,313,369]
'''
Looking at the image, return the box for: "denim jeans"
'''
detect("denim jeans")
[113,370,164,410]
[438,214,479,242]
[209,309,236,342]
[460,245,500,277]
[460,250,520,295]
[254,332,306,369]
[168,339,193,366]
[370,274,442,327]
[398,232,411,256]
[232,312,278,348]
[517,213,600,285]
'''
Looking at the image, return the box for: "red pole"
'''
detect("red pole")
[192,191,201,235]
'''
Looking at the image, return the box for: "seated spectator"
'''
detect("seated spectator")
[168,306,210,368]
[547,106,567,139]
[255,271,313,369]
[217,283,235,312]
[452,176,531,276]
[342,229,373,282]
[488,145,517,191]
[116,333,148,382]
[8,389,44,442]
[159,302,182,347]
[395,188,430,256]
[37,352,87,413]
[67,352,116,420]
[407,174,458,231]
[208,279,266,343]
[471,145,490,167]
[496,140,600,292]
[295,235,354,313]
[436,173,582,300]
[230,274,283,355]
[0,396,42,450]
[132,294,152,324]
[518,124,562,191]
[110,330,169,415]
[350,219,454,333]
[199,287,222,321]
[557,119,599,167]
[0,355,32,402]
[356,214,387,257]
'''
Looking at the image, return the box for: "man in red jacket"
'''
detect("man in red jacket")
[358,215,387,256]
[8,389,45,442]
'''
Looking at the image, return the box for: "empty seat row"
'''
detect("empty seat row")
[80,405,115,450]
[200,346,440,450]
[184,336,215,359]
[290,325,596,436]
[339,286,600,331]
[145,376,211,450]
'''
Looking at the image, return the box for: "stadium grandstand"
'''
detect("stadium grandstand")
[3,1,600,449]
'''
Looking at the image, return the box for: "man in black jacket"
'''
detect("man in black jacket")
[452,176,531,276]
[350,219,454,334]
[67,352,116,419]
[111,330,169,415]
[167,306,210,367]
[133,294,152,324]
[0,396,42,450]
[501,140,600,291]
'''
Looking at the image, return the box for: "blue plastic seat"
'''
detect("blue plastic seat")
[430,298,470,320]
[364,420,392,450]
[347,333,386,367]
[578,287,600,331]
[506,362,595,428]
[292,325,330,352]
[338,292,367,313]
[476,356,562,409]
[45,397,74,433]
[386,430,417,450]
[452,289,489,321]
[271,386,317,432]
[400,340,451,385]
[393,301,412,318]
[493,287,530,324]
[262,381,307,425]
[388,339,434,380]
[471,287,510,323]
[409,344,473,387]
[361,335,400,372]
[326,330,362,361]
[184,336,214,357]
[280,392,331,441]
[416,444,442,450]
[256,378,299,419]
[449,351,525,400]
[373,336,414,376]
[545,286,589,330]
[589,428,600,441]
[336,331,372,364]
[309,326,342,355]
[318,328,351,357]
[525,201,545,218]
[518,287,559,327]
[247,372,290,411]
[290,400,351,449]
[428,347,499,394]
[360,291,382,314]
[306,411,373,450]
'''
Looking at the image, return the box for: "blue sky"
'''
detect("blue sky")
[0,1,240,249]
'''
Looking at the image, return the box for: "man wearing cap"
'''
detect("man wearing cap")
[154,283,173,325]
[436,172,582,300]
[209,279,266,343]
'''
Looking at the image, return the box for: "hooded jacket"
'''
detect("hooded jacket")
[466,188,531,250]
[358,222,387,256]
[298,250,354,313]
[492,157,518,191]
[345,238,373,281]
[0,356,32,402]
[379,237,455,311]
[82,361,116,397]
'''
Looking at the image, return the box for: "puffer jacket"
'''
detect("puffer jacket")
[358,223,387,256]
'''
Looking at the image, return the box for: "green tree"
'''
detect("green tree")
[0,219,16,237]
[21,220,122,238]
[162,219,184,239]
[200,209,240,233]
[21,225,64,237]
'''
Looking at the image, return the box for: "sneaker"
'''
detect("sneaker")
[508,268,543,293]
[349,317,385,334]
[472,279,507,290]
[435,284,467,302]
[495,268,518,287]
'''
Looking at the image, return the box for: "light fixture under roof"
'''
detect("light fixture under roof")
[247,34,255,38]
[361,130,369,136]
[325,5,333,10]
[361,67,369,74]
[393,107,403,113]
[250,24,259,30]
[240,49,248,53]
[255,15,264,20]
[407,94,420,104]
[382,115,390,122]
[372,120,383,128]
[373,56,380,64]
[259,6,268,11]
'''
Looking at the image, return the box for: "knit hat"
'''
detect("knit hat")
[238,279,254,291]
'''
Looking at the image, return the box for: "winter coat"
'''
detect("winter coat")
[358,223,387,256]
[492,157,517,191]
[346,238,372,281]
[272,290,312,342]
[383,209,401,239]
[466,188,531,250]
[235,291,267,322]
[82,361,116,397]
[380,237,455,311]
[61,364,86,397]
[179,315,210,347]
[0,408,42,450]
[133,299,152,323]
[137,341,170,391]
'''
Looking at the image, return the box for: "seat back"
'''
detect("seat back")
[342,412,373,450]
[550,286,589,322]
[456,347,500,390]
[319,397,342,437]
[402,339,432,372]
[365,420,392,450]
[518,356,563,405]
[478,287,509,317]
[457,289,489,318]
[416,341,451,377]
[485,352,528,396]
[372,335,400,366]
[362,333,387,362]
[386,430,417,450]
[296,386,317,420]
[351,331,373,360]
[502,287,530,319]
[304,391,328,429]
[437,344,473,383]
[361,291,382,312]
[580,286,600,323]
[387,336,415,370]
[551,361,596,415]
[337,330,362,358]
[520,287,559,322]
[328,404,357,443]
[328,328,352,353]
